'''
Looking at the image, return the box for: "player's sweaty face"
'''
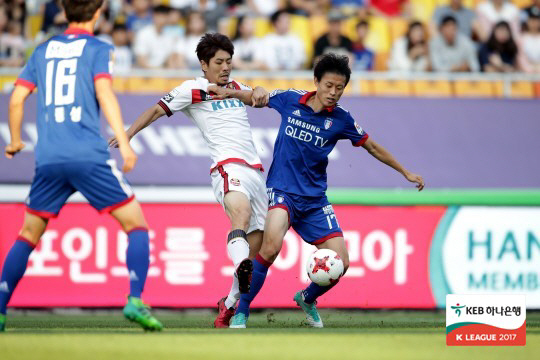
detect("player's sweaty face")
[315,72,346,108]
[205,50,232,86]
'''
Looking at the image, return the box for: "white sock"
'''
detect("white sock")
[227,237,249,267]
[225,274,240,309]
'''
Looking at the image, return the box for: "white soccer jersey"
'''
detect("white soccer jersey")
[158,77,263,173]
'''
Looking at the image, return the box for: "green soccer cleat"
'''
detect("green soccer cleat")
[0,314,5,332]
[229,313,248,328]
[123,296,163,331]
[293,291,323,328]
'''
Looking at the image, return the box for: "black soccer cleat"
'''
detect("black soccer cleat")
[236,258,253,294]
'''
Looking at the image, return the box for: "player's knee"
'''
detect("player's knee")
[260,239,281,262]
[19,227,42,245]
[229,204,252,229]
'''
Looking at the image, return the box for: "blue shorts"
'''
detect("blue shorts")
[26,160,134,218]
[267,188,343,244]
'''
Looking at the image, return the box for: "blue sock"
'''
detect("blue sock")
[0,238,35,315]
[302,281,338,304]
[126,228,150,298]
[235,255,271,317]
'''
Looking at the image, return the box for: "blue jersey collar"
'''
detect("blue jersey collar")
[299,91,336,113]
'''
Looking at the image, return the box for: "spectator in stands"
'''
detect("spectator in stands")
[111,23,133,74]
[352,19,374,71]
[232,15,267,71]
[370,0,410,18]
[522,0,540,20]
[164,8,185,38]
[432,0,478,38]
[134,5,178,69]
[476,0,520,41]
[388,21,430,71]
[520,13,540,72]
[0,19,25,67]
[40,0,66,37]
[190,0,227,31]
[175,11,208,69]
[126,0,153,34]
[313,9,354,66]
[430,15,479,72]
[259,10,306,70]
[478,21,519,72]
[246,0,284,17]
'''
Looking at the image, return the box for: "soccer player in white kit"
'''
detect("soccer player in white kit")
[109,33,269,328]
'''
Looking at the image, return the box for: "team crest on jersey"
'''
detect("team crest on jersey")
[230,178,241,186]
[324,118,333,130]
[354,121,365,135]
[277,196,284,203]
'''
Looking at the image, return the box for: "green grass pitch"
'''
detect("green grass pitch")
[1,310,539,360]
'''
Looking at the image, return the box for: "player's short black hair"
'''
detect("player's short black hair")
[313,53,351,86]
[196,33,235,65]
[440,15,457,27]
[62,0,104,23]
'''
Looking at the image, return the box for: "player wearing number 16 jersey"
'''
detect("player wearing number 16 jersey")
[0,0,161,332]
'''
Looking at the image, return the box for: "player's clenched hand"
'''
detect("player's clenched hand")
[251,86,269,108]
[404,171,425,191]
[207,84,230,100]
[5,142,25,159]
[108,136,119,148]
[119,143,137,173]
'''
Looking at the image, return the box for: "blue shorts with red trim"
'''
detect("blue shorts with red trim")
[26,160,134,218]
[267,188,343,245]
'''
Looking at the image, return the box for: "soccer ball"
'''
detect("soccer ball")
[306,249,344,286]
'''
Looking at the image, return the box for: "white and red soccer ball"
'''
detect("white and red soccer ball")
[306,249,344,286]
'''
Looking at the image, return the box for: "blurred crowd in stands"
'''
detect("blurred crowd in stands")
[0,0,539,73]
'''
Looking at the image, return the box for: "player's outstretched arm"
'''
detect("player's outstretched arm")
[207,85,269,107]
[108,104,166,149]
[5,85,32,159]
[95,78,137,173]
[362,137,425,191]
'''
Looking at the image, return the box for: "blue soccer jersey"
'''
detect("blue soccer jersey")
[266,89,369,197]
[15,28,113,166]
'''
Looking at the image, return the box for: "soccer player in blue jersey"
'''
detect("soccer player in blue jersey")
[212,53,425,328]
[0,0,162,332]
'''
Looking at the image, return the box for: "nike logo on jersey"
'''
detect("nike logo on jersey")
[211,99,245,111]
[293,110,301,117]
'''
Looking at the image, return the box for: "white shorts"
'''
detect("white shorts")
[211,163,268,234]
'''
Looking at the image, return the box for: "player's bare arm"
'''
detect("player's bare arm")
[362,137,425,191]
[5,85,32,159]
[208,85,269,107]
[95,78,137,173]
[108,104,166,146]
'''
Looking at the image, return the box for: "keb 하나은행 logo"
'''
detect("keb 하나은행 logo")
[446,294,526,346]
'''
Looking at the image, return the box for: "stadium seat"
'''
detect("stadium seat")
[127,77,169,93]
[372,80,413,96]
[341,16,360,41]
[410,0,438,23]
[412,80,452,97]
[358,80,373,95]
[112,77,127,93]
[389,19,408,45]
[509,82,535,98]
[254,17,272,38]
[364,17,392,53]
[535,82,540,98]
[290,15,314,68]
[290,78,314,92]
[309,15,329,41]
[1,76,17,92]
[512,0,531,8]
[225,17,238,38]
[373,52,389,71]
[27,14,43,40]
[453,80,497,97]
